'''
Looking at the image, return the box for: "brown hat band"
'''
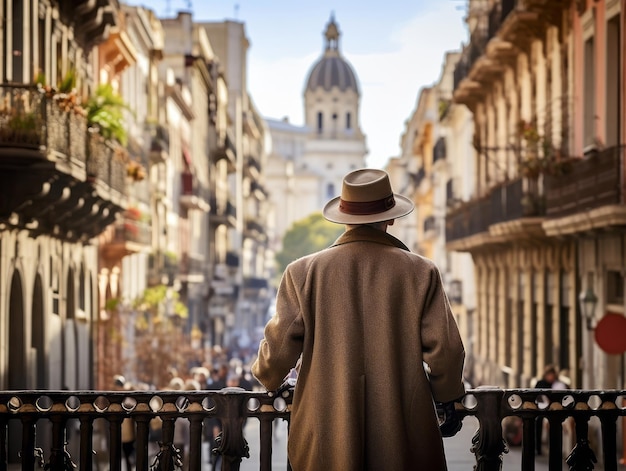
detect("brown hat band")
[339,195,396,215]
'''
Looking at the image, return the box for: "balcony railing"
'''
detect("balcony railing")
[0,84,87,168]
[545,146,624,219]
[446,178,544,243]
[0,388,624,470]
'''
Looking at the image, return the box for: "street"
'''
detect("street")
[239,416,562,471]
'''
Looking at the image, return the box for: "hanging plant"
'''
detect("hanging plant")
[517,119,574,178]
[86,83,131,145]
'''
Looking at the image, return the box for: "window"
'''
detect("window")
[346,112,351,130]
[606,16,620,147]
[583,37,595,149]
[317,112,323,133]
[607,270,624,305]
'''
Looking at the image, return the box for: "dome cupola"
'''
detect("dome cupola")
[305,15,359,94]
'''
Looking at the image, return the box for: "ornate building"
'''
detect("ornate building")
[266,15,367,259]
[448,0,625,390]
[0,0,123,394]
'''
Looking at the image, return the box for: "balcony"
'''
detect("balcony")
[210,197,237,227]
[213,131,237,171]
[180,252,207,284]
[101,213,151,260]
[0,388,624,470]
[543,146,626,236]
[454,0,564,106]
[446,178,546,251]
[0,84,127,241]
[245,218,265,236]
[423,215,438,240]
[149,123,170,163]
[180,172,210,212]
[148,252,180,286]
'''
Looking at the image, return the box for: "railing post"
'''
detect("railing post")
[133,414,151,471]
[600,414,617,471]
[188,414,204,471]
[213,389,250,471]
[78,416,93,471]
[0,416,7,471]
[471,388,507,471]
[566,416,597,471]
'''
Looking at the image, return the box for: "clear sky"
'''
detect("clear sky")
[124,1,469,169]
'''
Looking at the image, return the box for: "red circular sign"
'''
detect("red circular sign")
[594,313,626,354]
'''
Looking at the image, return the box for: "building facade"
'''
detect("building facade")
[0,0,128,394]
[449,0,625,390]
[265,15,367,259]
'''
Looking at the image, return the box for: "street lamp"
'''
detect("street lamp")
[579,287,598,330]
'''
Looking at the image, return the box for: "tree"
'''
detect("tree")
[275,212,344,274]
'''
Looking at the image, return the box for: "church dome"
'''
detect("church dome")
[305,16,360,94]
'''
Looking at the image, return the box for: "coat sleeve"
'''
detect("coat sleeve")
[252,265,305,391]
[421,264,466,403]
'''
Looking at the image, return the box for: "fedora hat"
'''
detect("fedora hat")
[323,168,414,224]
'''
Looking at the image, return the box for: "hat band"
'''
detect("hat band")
[339,195,396,215]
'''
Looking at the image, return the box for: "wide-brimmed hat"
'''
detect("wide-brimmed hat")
[323,168,414,224]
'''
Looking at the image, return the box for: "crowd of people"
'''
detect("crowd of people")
[96,347,261,470]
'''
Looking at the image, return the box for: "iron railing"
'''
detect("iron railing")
[1,388,625,470]
[545,146,624,219]
[0,84,88,168]
[446,178,545,243]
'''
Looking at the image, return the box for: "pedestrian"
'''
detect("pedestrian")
[252,168,466,470]
[533,364,558,455]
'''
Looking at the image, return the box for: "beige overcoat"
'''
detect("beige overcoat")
[252,226,465,471]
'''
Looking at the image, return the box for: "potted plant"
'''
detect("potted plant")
[85,83,130,145]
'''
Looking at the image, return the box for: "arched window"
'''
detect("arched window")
[317,112,323,133]
[346,112,352,130]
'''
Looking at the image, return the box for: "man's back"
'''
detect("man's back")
[253,226,465,470]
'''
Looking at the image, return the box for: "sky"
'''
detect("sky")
[125,0,469,169]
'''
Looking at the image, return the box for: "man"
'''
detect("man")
[252,168,465,470]
[534,365,558,455]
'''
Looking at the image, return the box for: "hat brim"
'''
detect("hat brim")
[323,194,415,224]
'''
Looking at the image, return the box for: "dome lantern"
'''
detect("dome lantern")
[305,14,359,94]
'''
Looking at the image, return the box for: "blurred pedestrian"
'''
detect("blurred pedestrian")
[252,168,466,470]
[533,365,558,455]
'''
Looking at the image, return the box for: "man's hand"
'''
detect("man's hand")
[436,401,462,437]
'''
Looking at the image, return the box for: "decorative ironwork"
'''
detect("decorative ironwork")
[0,388,625,470]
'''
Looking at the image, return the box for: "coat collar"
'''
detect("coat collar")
[331,225,410,251]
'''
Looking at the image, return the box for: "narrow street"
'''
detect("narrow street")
[239,416,561,471]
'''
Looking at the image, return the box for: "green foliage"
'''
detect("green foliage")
[58,68,76,93]
[275,212,344,274]
[134,284,188,319]
[86,83,130,145]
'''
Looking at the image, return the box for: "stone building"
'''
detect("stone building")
[448,0,625,389]
[201,20,272,348]
[0,0,125,393]
[265,15,367,259]
[390,51,477,382]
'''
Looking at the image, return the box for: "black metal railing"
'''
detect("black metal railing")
[0,84,88,167]
[0,388,624,471]
[446,178,545,243]
[545,146,624,219]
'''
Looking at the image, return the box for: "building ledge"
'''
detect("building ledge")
[542,205,626,237]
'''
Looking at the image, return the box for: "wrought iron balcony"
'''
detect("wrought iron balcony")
[213,131,237,171]
[545,146,624,220]
[0,84,128,241]
[101,214,152,260]
[149,123,170,163]
[209,197,237,227]
[0,388,624,470]
[180,173,210,212]
[446,178,546,249]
